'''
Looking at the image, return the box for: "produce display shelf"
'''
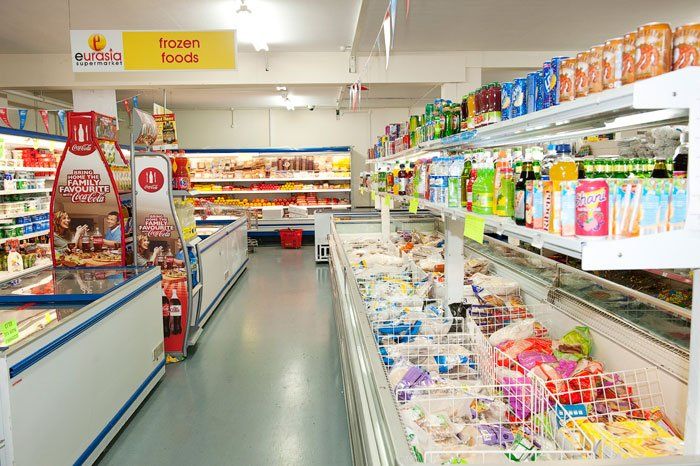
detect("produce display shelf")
[190,176,351,183]
[0,229,48,245]
[368,67,698,164]
[0,188,52,195]
[0,166,57,172]
[189,188,351,195]
[0,209,49,220]
[378,192,700,271]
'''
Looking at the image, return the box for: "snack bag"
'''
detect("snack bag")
[554,326,592,361]
[560,180,577,236]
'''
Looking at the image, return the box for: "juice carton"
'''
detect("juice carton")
[619,180,642,237]
[525,180,535,228]
[607,179,620,238]
[576,179,609,237]
[532,181,544,229]
[560,180,577,236]
[669,178,687,230]
[656,179,671,232]
[543,181,559,234]
[638,179,661,236]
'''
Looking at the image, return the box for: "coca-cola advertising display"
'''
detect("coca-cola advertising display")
[134,152,191,354]
[50,112,131,268]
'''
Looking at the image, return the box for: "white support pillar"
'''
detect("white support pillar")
[444,215,465,305]
[380,195,391,242]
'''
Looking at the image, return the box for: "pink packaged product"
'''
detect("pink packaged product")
[576,180,609,237]
[560,181,577,236]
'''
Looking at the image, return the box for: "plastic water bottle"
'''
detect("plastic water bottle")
[448,156,464,208]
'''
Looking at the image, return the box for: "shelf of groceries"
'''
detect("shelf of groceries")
[329,212,697,465]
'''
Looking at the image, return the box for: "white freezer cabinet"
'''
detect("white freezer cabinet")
[0,266,165,465]
[328,214,700,466]
[190,216,248,340]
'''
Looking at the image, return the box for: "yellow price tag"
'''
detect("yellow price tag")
[1,320,19,345]
[45,312,53,325]
[33,139,39,150]
[464,214,485,244]
[384,194,391,207]
[408,198,419,214]
[370,191,376,201]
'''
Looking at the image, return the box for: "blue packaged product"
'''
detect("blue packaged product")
[526,72,538,114]
[542,61,554,108]
[512,77,527,117]
[549,56,568,106]
[501,81,514,120]
[536,69,546,111]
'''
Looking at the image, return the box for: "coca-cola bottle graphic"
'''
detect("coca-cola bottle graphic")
[170,289,182,335]
[92,226,103,252]
[162,288,171,338]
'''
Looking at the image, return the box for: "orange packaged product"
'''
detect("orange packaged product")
[673,23,700,70]
[575,51,590,98]
[622,32,637,84]
[588,45,604,93]
[559,58,577,102]
[602,37,624,89]
[635,22,673,80]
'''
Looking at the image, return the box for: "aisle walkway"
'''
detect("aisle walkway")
[98,246,352,466]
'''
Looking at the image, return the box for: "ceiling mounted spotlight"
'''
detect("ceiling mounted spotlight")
[276,86,287,91]
[236,0,269,52]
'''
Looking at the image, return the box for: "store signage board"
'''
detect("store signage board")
[0,320,19,345]
[70,30,237,72]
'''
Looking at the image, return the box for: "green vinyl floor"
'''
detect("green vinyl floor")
[97,246,352,466]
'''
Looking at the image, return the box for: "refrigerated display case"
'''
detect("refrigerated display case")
[0,265,164,466]
[328,213,699,465]
[184,147,352,235]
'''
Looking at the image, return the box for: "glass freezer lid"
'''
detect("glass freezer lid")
[0,304,81,350]
[0,266,152,304]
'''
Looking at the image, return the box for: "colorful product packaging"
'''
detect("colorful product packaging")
[559,58,577,102]
[532,180,544,229]
[588,45,605,94]
[669,178,688,230]
[673,23,700,70]
[635,22,673,80]
[657,179,671,233]
[525,180,535,228]
[542,61,553,109]
[638,179,661,236]
[549,56,567,106]
[622,31,637,84]
[607,179,620,237]
[542,181,555,233]
[576,180,609,237]
[512,78,528,117]
[526,72,539,114]
[501,81,514,121]
[575,51,590,98]
[603,37,624,89]
[615,180,642,237]
[560,180,577,236]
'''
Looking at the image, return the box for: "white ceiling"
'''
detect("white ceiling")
[355,0,700,52]
[0,0,362,53]
[35,83,440,110]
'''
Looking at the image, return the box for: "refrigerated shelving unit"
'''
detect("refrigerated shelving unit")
[183,147,353,237]
[330,67,700,464]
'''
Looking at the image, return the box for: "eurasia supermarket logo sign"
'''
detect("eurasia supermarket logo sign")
[70,30,124,72]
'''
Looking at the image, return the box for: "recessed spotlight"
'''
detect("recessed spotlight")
[276,86,287,91]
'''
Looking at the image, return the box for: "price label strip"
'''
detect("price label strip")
[464,214,485,244]
[1,320,19,345]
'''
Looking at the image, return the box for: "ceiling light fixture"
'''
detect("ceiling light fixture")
[280,93,295,111]
[276,86,287,91]
[236,0,269,52]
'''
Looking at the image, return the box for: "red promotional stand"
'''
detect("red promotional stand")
[50,111,133,268]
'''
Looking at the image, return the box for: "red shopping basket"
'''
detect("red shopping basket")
[279,228,303,249]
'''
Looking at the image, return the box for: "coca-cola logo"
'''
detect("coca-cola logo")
[58,169,111,203]
[138,168,165,193]
[70,143,94,156]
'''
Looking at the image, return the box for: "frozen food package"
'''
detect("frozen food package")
[554,326,592,361]
[489,319,537,346]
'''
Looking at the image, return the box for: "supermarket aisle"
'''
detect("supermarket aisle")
[98,246,352,466]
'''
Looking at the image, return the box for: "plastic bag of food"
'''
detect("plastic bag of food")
[489,319,536,346]
[554,326,592,361]
[501,376,533,419]
[523,337,553,354]
[518,350,557,370]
